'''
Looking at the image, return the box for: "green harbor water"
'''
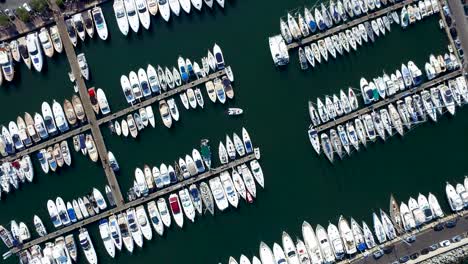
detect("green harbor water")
[0,0,468,263]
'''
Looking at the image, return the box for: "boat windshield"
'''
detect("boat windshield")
[93,13,103,25]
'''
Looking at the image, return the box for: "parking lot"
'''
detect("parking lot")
[348,215,468,264]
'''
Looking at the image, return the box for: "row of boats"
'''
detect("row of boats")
[120,43,228,104]
[298,13,394,70]
[0,155,33,198]
[308,55,460,129]
[47,188,110,229]
[0,7,107,85]
[279,0,439,45]
[113,0,225,36]
[9,162,263,264]
[309,76,467,162]
[36,140,72,174]
[65,7,109,46]
[0,97,86,157]
[131,131,257,197]
[227,179,468,264]
[0,186,112,249]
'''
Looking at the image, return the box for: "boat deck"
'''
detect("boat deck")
[9,153,256,254]
[96,69,226,126]
[287,0,419,50]
[314,69,463,133]
[52,3,125,207]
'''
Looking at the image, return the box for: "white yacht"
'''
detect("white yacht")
[179,0,191,13]
[124,0,140,32]
[0,47,13,82]
[135,0,151,29]
[38,27,54,58]
[92,7,108,40]
[77,53,89,80]
[169,193,184,228]
[98,219,115,258]
[209,176,229,211]
[158,0,171,21]
[26,33,43,72]
[135,205,153,241]
[78,228,97,264]
[113,0,129,36]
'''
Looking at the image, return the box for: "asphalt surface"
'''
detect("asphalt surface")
[446,0,468,71]
[348,214,468,264]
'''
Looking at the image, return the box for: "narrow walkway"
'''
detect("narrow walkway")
[0,124,91,163]
[287,0,418,50]
[315,70,462,132]
[9,153,256,254]
[97,70,226,125]
[50,1,124,207]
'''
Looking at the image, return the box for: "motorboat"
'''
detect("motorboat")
[114,0,129,36]
[73,13,86,41]
[259,242,275,264]
[147,201,164,236]
[373,212,387,244]
[120,75,134,104]
[97,88,110,115]
[98,219,115,258]
[126,208,143,247]
[117,213,133,253]
[159,0,171,21]
[38,27,54,58]
[209,176,229,211]
[302,221,324,263]
[316,224,335,262]
[220,171,239,208]
[408,197,425,226]
[179,0,191,13]
[135,0,151,30]
[77,53,89,80]
[338,216,357,255]
[52,100,69,133]
[26,33,43,72]
[281,232,300,264]
[159,100,172,128]
[124,0,140,33]
[138,68,151,97]
[91,7,108,40]
[200,182,215,215]
[169,193,184,228]
[179,188,196,222]
[157,198,171,227]
[400,202,416,231]
[167,98,179,121]
[136,205,152,241]
[380,209,396,240]
[214,78,226,104]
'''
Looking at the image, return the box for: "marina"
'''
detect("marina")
[313,69,462,133]
[0,0,465,262]
[6,152,256,255]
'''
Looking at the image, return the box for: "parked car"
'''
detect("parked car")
[445,220,457,228]
[373,249,384,259]
[440,240,451,247]
[399,256,410,263]
[429,244,439,251]
[452,235,463,243]
[410,253,420,260]
[383,245,395,254]
[421,248,430,255]
[406,235,416,243]
[434,223,444,231]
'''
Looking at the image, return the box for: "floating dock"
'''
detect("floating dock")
[315,69,463,133]
[97,69,227,126]
[9,153,256,254]
[52,3,125,207]
[287,0,419,50]
[0,124,91,163]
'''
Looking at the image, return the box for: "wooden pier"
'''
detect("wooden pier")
[315,70,462,133]
[96,69,226,126]
[10,153,256,254]
[287,0,418,50]
[51,3,125,207]
[0,124,91,163]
